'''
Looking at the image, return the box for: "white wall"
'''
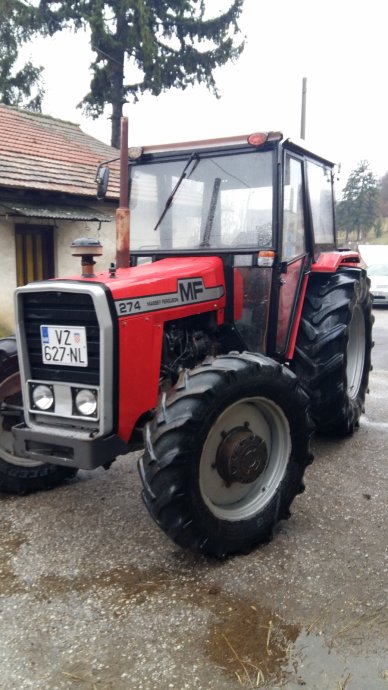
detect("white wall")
[0,218,18,336]
[0,202,117,336]
[56,207,117,277]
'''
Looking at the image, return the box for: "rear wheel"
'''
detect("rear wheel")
[0,337,77,495]
[139,353,312,558]
[292,268,374,436]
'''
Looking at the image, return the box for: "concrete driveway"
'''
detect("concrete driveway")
[1,310,387,690]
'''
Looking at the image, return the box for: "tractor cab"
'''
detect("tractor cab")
[126,132,337,357]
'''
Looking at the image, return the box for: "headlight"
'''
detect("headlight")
[74,389,98,417]
[32,384,54,411]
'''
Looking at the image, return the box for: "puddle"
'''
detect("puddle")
[1,543,387,689]
[207,602,301,686]
[207,606,388,688]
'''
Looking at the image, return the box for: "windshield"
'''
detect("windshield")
[129,150,274,251]
[368,264,388,276]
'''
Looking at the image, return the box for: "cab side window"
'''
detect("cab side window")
[282,155,305,259]
[306,161,335,245]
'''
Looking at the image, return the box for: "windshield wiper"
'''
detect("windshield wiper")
[153,153,199,232]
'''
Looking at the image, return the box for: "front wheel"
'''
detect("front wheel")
[139,353,313,558]
[291,268,374,436]
[0,337,77,495]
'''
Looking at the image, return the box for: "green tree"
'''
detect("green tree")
[379,170,388,217]
[37,0,245,147]
[0,0,43,110]
[337,161,380,242]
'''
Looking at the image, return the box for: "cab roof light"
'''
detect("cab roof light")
[247,131,283,147]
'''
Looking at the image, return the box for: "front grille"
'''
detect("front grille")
[21,290,100,385]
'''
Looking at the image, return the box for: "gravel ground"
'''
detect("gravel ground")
[1,311,387,690]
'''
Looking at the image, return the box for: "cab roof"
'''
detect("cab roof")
[139,131,335,168]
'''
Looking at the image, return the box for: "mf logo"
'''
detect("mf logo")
[178,278,204,302]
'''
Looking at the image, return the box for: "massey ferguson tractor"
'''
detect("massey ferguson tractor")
[0,126,373,558]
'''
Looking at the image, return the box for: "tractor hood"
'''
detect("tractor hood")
[88,256,226,318]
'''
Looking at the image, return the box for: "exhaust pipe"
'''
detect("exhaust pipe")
[116,117,130,269]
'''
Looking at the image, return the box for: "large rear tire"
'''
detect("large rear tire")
[139,353,312,558]
[0,337,77,495]
[292,268,374,437]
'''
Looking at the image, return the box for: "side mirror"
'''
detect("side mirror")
[95,165,110,200]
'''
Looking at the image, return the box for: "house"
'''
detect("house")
[0,104,120,335]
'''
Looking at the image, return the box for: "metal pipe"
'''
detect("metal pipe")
[116,117,130,268]
[119,117,129,208]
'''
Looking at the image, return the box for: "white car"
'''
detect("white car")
[367,263,388,304]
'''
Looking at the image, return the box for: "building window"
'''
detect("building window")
[15,224,54,286]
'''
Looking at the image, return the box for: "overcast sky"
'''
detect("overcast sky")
[21,0,388,187]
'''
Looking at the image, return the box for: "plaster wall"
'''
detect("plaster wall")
[56,208,117,277]
[0,218,18,335]
[0,202,116,336]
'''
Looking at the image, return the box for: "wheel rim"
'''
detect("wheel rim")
[346,304,366,400]
[0,373,43,468]
[0,422,43,468]
[199,397,291,521]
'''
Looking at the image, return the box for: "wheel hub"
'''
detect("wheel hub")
[215,426,268,485]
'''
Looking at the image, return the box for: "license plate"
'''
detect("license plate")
[40,325,88,367]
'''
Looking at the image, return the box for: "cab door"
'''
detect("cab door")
[276,153,309,355]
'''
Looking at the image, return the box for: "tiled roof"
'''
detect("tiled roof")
[0,201,113,222]
[0,104,120,199]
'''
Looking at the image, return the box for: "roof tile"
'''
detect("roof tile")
[0,104,120,199]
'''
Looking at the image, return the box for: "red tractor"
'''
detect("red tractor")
[0,129,373,558]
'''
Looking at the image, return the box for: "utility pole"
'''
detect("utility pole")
[300,77,307,140]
